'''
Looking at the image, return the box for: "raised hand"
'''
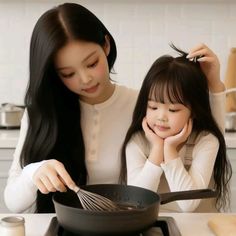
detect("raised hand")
[187,43,224,93]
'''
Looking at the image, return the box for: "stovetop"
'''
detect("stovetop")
[44,216,181,236]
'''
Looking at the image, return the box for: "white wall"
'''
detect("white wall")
[0,0,236,104]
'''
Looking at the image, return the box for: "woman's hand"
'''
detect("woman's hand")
[164,119,192,163]
[33,160,76,194]
[187,43,225,93]
[142,117,164,165]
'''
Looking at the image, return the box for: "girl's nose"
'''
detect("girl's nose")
[157,117,168,122]
[157,112,168,122]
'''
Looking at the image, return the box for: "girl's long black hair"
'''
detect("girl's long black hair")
[20,3,117,213]
[120,45,232,211]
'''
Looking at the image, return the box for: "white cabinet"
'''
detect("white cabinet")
[227,148,236,212]
[0,148,15,213]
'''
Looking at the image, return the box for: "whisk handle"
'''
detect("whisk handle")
[72,186,80,193]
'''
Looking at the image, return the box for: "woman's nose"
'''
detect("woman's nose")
[80,71,92,84]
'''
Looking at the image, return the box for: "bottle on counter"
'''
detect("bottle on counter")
[0,216,25,236]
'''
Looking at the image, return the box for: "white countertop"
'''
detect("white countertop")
[0,212,235,236]
[0,130,19,148]
[1,129,236,149]
[224,131,236,148]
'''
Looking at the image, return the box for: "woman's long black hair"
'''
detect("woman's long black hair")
[20,3,117,213]
[120,45,232,211]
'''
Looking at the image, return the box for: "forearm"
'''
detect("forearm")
[148,145,164,166]
[128,159,163,192]
[4,171,38,213]
[209,90,226,133]
[4,161,46,213]
[161,158,204,212]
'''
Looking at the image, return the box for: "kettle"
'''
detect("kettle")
[0,103,24,128]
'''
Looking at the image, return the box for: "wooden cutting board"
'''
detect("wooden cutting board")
[225,48,236,112]
[208,214,236,236]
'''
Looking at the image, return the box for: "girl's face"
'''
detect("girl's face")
[54,38,114,105]
[146,94,191,139]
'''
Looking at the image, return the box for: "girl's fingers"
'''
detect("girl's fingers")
[187,119,193,136]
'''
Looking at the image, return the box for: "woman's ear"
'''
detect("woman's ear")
[103,35,110,56]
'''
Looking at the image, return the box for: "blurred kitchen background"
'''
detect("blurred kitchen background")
[0,0,236,104]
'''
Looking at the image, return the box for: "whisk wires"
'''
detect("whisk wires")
[74,186,120,211]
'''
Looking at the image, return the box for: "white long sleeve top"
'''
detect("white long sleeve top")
[4,85,138,213]
[126,92,225,213]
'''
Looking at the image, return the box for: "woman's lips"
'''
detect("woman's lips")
[83,84,99,93]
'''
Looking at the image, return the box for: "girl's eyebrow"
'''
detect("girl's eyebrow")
[56,51,97,71]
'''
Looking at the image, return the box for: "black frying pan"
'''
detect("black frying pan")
[52,184,217,235]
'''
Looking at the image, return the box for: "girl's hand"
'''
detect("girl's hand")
[33,160,76,194]
[187,43,225,93]
[142,117,164,165]
[164,119,192,162]
[142,117,163,147]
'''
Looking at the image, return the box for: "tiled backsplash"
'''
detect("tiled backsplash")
[0,0,236,104]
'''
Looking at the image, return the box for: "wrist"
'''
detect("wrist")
[209,79,225,93]
[164,145,178,163]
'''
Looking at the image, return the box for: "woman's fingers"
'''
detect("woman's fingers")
[33,159,75,194]
[188,43,209,55]
[36,179,50,194]
[56,164,76,191]
[40,175,57,193]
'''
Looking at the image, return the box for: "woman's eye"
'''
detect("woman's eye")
[88,60,98,68]
[61,73,74,79]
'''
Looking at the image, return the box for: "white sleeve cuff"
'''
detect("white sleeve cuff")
[23,160,47,182]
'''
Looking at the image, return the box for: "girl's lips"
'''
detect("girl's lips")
[155,125,170,131]
[83,84,99,93]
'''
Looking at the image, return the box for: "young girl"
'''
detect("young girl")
[120,46,232,212]
[4,3,226,213]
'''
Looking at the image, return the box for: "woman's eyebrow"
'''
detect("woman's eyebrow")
[82,50,97,63]
[56,51,97,71]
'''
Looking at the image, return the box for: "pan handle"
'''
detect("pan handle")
[160,189,217,204]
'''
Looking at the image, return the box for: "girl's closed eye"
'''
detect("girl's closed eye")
[147,101,158,110]
[169,108,180,112]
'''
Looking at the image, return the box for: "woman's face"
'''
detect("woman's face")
[54,38,114,105]
[146,95,191,139]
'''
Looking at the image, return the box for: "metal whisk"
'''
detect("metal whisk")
[73,186,120,211]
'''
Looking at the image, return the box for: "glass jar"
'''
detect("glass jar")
[0,216,25,236]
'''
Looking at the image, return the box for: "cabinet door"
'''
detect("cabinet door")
[227,148,236,212]
[0,148,15,213]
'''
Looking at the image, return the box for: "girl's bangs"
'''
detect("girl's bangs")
[149,74,186,105]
